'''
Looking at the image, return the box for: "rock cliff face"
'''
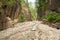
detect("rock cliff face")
[0,1,22,31]
[46,0,60,12]
[0,21,60,40]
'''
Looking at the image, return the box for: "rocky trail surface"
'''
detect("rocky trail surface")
[0,21,60,40]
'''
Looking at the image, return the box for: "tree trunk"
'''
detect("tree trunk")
[37,7,46,20]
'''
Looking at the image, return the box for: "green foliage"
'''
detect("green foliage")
[7,0,23,7]
[35,0,46,11]
[44,11,60,23]
[18,11,25,22]
[0,0,14,7]
[18,0,22,4]
[0,8,4,14]
[29,8,37,20]
[0,0,23,7]
[7,0,14,7]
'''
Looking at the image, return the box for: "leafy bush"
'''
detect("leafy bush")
[0,8,4,14]
[1,0,22,7]
[18,11,25,22]
[7,0,14,7]
[44,11,60,23]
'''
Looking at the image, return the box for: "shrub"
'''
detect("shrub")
[18,11,25,22]
[44,11,60,23]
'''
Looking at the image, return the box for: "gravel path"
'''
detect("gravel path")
[0,21,60,40]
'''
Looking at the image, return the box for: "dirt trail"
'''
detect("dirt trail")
[0,21,60,40]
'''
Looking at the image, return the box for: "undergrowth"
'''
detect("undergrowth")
[44,10,60,23]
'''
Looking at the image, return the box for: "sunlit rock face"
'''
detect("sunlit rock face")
[0,21,60,40]
[22,6,31,21]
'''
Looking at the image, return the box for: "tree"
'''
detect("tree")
[35,0,46,20]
